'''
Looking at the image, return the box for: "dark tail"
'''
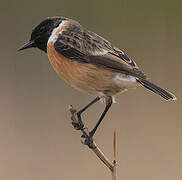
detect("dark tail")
[137,79,176,101]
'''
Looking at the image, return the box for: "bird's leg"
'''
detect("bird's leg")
[83,96,113,147]
[72,96,100,130]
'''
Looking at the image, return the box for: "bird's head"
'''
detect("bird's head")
[18,17,64,52]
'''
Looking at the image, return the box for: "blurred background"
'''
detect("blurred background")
[1,0,182,179]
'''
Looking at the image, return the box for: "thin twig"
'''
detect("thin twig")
[69,105,115,173]
[114,130,116,162]
[112,130,117,180]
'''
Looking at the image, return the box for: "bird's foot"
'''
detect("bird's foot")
[71,113,84,130]
[81,131,95,149]
[72,121,84,130]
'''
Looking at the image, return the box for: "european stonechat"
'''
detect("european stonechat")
[18,17,176,139]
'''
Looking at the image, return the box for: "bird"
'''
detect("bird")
[18,17,176,143]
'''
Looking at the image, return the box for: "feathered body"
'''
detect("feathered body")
[48,43,124,95]
[46,18,175,100]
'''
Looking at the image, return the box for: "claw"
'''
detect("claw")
[81,133,95,149]
[72,121,84,130]
[84,136,94,148]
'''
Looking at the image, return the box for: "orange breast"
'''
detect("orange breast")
[47,42,121,95]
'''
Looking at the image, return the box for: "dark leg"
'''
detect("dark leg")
[77,96,100,115]
[89,96,113,137]
[72,96,100,130]
[83,96,113,148]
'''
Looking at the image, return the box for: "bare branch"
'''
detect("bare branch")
[68,105,118,180]
[112,130,117,180]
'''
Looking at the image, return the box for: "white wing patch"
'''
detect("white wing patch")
[91,49,108,56]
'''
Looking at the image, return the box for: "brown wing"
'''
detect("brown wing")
[53,23,147,79]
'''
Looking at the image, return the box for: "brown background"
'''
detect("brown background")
[1,0,182,179]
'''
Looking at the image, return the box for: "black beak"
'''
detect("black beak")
[18,40,35,51]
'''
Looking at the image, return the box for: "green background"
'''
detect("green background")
[1,0,182,179]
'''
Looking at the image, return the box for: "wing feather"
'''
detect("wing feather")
[53,24,146,79]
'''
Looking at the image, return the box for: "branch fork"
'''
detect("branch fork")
[69,105,117,180]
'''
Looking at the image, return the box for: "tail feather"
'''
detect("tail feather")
[137,79,176,101]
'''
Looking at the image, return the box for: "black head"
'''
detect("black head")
[18,17,64,52]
